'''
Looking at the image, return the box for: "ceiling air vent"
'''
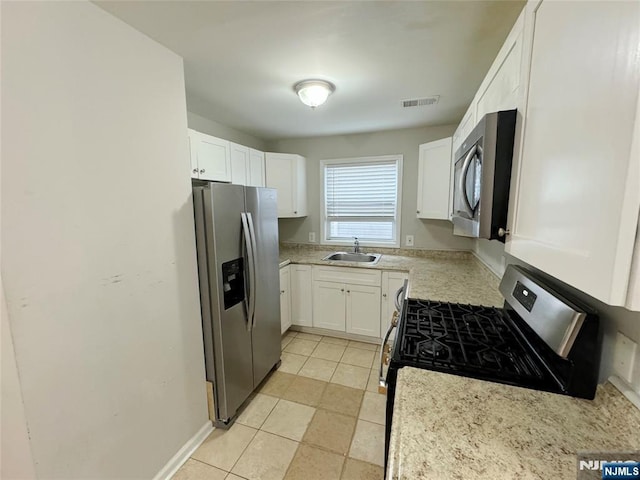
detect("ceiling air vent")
[402,95,440,108]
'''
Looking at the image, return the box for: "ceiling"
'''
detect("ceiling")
[95,1,525,140]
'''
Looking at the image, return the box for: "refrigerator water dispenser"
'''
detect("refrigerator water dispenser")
[222,258,244,309]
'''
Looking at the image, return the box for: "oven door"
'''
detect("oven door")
[452,142,482,237]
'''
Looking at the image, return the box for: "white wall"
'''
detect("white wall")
[269,125,475,251]
[474,239,508,276]
[1,277,36,480]
[1,2,208,478]
[188,111,267,151]
[474,239,640,391]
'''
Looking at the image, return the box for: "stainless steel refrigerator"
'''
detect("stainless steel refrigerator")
[192,182,281,427]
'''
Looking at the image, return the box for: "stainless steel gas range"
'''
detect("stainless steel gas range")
[379,265,602,472]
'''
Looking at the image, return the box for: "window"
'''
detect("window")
[321,155,403,247]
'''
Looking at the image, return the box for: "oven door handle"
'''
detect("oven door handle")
[379,280,408,394]
[378,311,399,394]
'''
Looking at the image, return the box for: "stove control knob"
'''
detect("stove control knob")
[383,344,391,354]
[391,311,399,327]
[378,382,387,394]
[383,353,390,366]
[498,227,510,237]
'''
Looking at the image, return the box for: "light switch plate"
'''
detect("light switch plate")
[308,232,316,243]
[405,235,414,247]
[613,332,637,383]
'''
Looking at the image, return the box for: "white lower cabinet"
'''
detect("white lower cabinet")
[279,265,291,334]
[290,264,312,327]
[346,284,381,337]
[380,271,409,338]
[312,281,347,331]
[311,266,381,337]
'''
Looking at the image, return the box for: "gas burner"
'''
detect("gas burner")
[417,339,449,360]
[479,350,501,364]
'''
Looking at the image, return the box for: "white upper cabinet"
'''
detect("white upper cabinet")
[452,104,476,157]
[230,142,266,187]
[416,137,453,220]
[506,0,640,307]
[265,153,308,218]
[248,149,266,187]
[475,22,523,121]
[187,129,231,182]
[230,142,249,185]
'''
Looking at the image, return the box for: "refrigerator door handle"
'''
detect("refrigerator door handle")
[246,212,258,330]
[241,212,256,331]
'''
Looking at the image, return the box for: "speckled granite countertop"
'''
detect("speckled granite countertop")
[388,368,640,480]
[278,244,504,307]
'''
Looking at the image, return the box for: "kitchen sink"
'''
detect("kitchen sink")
[322,252,382,264]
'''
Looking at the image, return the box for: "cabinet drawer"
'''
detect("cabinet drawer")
[312,266,381,287]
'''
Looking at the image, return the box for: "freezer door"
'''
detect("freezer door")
[194,183,254,424]
[245,187,282,387]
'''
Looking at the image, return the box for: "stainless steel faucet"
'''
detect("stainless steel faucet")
[353,237,361,254]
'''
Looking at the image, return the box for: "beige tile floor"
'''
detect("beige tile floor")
[173,331,386,480]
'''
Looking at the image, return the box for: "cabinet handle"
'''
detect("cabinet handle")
[347,290,350,294]
[280,290,285,294]
[383,293,387,298]
[341,288,344,292]
[417,210,420,214]
[294,211,297,214]
[192,168,198,174]
[200,169,205,173]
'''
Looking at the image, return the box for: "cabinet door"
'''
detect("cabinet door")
[346,284,381,338]
[417,137,453,220]
[312,281,346,331]
[265,153,295,216]
[265,153,307,217]
[230,142,249,185]
[506,1,640,306]
[381,271,408,338]
[187,131,199,178]
[195,132,231,182]
[291,264,312,327]
[248,149,265,187]
[279,266,291,334]
[475,21,523,120]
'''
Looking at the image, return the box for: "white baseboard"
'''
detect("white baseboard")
[609,375,640,410]
[153,421,214,480]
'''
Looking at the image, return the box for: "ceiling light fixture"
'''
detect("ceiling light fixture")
[294,79,335,108]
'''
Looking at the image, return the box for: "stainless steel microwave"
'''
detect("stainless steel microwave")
[452,109,517,241]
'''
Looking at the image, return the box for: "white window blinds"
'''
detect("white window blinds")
[324,158,400,243]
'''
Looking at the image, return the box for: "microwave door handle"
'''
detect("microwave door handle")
[241,212,256,331]
[459,145,477,215]
[246,212,258,330]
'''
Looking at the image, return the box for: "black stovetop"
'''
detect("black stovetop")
[393,298,557,389]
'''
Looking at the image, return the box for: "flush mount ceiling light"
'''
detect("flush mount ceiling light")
[294,79,335,108]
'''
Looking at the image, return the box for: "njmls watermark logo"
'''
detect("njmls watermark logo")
[577,452,640,480]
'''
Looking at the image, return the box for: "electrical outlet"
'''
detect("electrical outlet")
[405,235,414,247]
[308,232,316,243]
[613,332,637,383]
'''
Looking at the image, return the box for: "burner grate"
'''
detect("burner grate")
[399,299,544,382]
